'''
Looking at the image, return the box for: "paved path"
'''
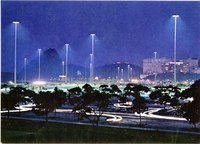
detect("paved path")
[1,104,200,135]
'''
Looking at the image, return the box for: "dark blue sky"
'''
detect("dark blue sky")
[2,1,200,73]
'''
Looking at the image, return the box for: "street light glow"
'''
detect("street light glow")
[172,15,179,18]
[172,14,179,85]
[13,21,20,85]
[33,81,46,85]
[90,33,95,36]
[38,49,42,81]
[90,34,95,82]
[65,44,69,79]
[13,21,20,24]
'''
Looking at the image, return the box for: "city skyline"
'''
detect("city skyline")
[2,1,200,73]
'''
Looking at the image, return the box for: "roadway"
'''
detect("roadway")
[1,103,199,135]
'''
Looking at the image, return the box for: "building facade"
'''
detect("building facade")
[143,58,199,74]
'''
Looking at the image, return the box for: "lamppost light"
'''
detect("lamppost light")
[90,34,95,36]
[13,21,20,24]
[172,15,179,18]
[65,44,69,47]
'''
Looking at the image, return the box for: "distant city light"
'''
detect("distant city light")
[59,75,66,78]
[33,81,46,85]
[8,81,14,85]
[95,76,99,80]
[131,79,139,83]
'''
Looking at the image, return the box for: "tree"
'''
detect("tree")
[124,84,149,125]
[32,91,55,122]
[1,84,9,92]
[68,87,82,96]
[132,92,147,125]
[9,87,30,114]
[72,89,110,126]
[181,97,200,128]
[99,84,111,94]
[68,87,83,106]
[110,84,122,95]
[52,87,66,117]
[150,85,181,109]
[1,92,20,118]
[181,79,200,127]
[82,83,93,93]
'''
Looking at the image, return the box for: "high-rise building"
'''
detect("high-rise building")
[143,57,171,74]
[143,58,198,74]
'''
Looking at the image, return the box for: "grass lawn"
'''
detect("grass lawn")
[1,118,200,143]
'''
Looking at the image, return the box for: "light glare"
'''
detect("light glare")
[33,81,46,85]
[172,15,179,18]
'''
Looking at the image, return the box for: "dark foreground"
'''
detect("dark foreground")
[1,118,200,143]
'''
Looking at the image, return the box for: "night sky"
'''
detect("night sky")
[2,1,200,73]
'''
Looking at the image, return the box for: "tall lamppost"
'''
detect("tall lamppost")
[65,44,69,79]
[89,48,92,82]
[24,58,27,83]
[117,67,120,80]
[38,49,41,81]
[62,61,65,76]
[13,21,19,85]
[90,34,95,81]
[121,69,124,80]
[172,15,179,85]
[127,65,130,81]
[154,51,157,82]
[130,67,133,77]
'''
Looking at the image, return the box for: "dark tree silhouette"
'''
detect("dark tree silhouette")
[72,88,110,126]
[82,83,93,93]
[52,87,66,117]
[150,85,181,109]
[32,91,55,122]
[124,84,149,125]
[181,80,200,127]
[132,92,147,125]
[1,92,20,118]
[110,84,122,95]
[68,87,83,106]
[9,87,30,114]
[99,84,111,93]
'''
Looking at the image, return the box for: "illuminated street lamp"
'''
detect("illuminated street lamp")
[13,21,19,85]
[90,34,95,81]
[121,69,124,80]
[172,14,179,85]
[24,58,27,83]
[65,44,69,79]
[154,51,157,82]
[38,49,41,81]
[117,67,120,80]
[62,61,65,76]
[130,67,133,77]
[90,54,93,82]
[127,65,130,80]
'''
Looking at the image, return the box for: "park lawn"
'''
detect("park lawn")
[1,118,199,143]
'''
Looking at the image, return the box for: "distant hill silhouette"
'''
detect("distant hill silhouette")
[2,51,200,82]
[15,48,142,81]
[95,62,142,79]
[3,48,142,82]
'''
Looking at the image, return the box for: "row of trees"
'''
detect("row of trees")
[1,80,200,127]
[2,87,66,121]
